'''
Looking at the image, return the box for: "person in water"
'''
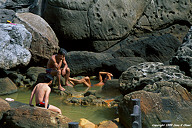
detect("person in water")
[29,74,62,114]
[69,76,92,87]
[69,72,113,87]
[93,71,113,86]
[46,48,72,91]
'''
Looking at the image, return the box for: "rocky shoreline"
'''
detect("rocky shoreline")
[0,0,192,128]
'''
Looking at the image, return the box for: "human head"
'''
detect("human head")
[44,74,53,83]
[58,48,67,56]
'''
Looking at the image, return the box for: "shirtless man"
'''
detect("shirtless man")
[29,74,62,114]
[46,48,71,91]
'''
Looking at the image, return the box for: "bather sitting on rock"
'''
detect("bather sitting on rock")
[69,72,113,87]
[46,48,72,91]
[29,74,62,114]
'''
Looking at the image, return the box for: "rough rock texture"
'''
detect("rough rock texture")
[119,62,192,95]
[118,83,192,128]
[2,104,72,128]
[0,23,32,69]
[14,12,59,66]
[0,0,32,13]
[0,9,15,23]
[0,77,17,95]
[111,34,181,63]
[43,0,192,51]
[170,27,192,77]
[43,0,151,51]
[0,98,10,120]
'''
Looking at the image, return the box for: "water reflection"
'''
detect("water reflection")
[0,87,118,124]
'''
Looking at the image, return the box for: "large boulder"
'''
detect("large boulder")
[170,27,192,77]
[43,0,151,51]
[66,51,113,76]
[14,12,59,66]
[119,62,192,95]
[2,104,72,128]
[0,77,17,95]
[43,0,192,52]
[0,23,32,69]
[118,82,192,128]
[0,98,10,120]
[133,0,192,43]
[111,34,181,63]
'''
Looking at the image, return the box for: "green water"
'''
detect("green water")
[0,86,118,124]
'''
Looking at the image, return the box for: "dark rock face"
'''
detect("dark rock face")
[43,0,151,51]
[119,62,192,95]
[2,104,72,128]
[66,51,113,76]
[1,0,33,13]
[118,83,192,128]
[43,0,191,51]
[0,77,17,95]
[170,27,192,77]
[111,34,181,63]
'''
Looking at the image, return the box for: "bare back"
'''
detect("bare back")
[34,83,51,104]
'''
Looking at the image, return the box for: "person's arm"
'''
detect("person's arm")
[99,72,113,81]
[62,57,68,69]
[98,72,109,82]
[106,73,113,80]
[61,57,68,74]
[29,86,37,106]
[44,87,51,109]
[51,55,59,69]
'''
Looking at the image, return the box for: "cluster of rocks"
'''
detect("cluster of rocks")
[118,62,192,127]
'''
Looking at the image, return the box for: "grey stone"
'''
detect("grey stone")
[0,23,32,69]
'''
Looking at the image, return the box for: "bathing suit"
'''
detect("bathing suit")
[46,69,52,74]
[36,102,49,109]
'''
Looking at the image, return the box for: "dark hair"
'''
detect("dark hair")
[44,74,53,83]
[58,48,67,55]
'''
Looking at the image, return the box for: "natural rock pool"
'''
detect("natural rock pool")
[0,85,118,124]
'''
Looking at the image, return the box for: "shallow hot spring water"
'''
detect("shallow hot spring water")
[0,80,118,124]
